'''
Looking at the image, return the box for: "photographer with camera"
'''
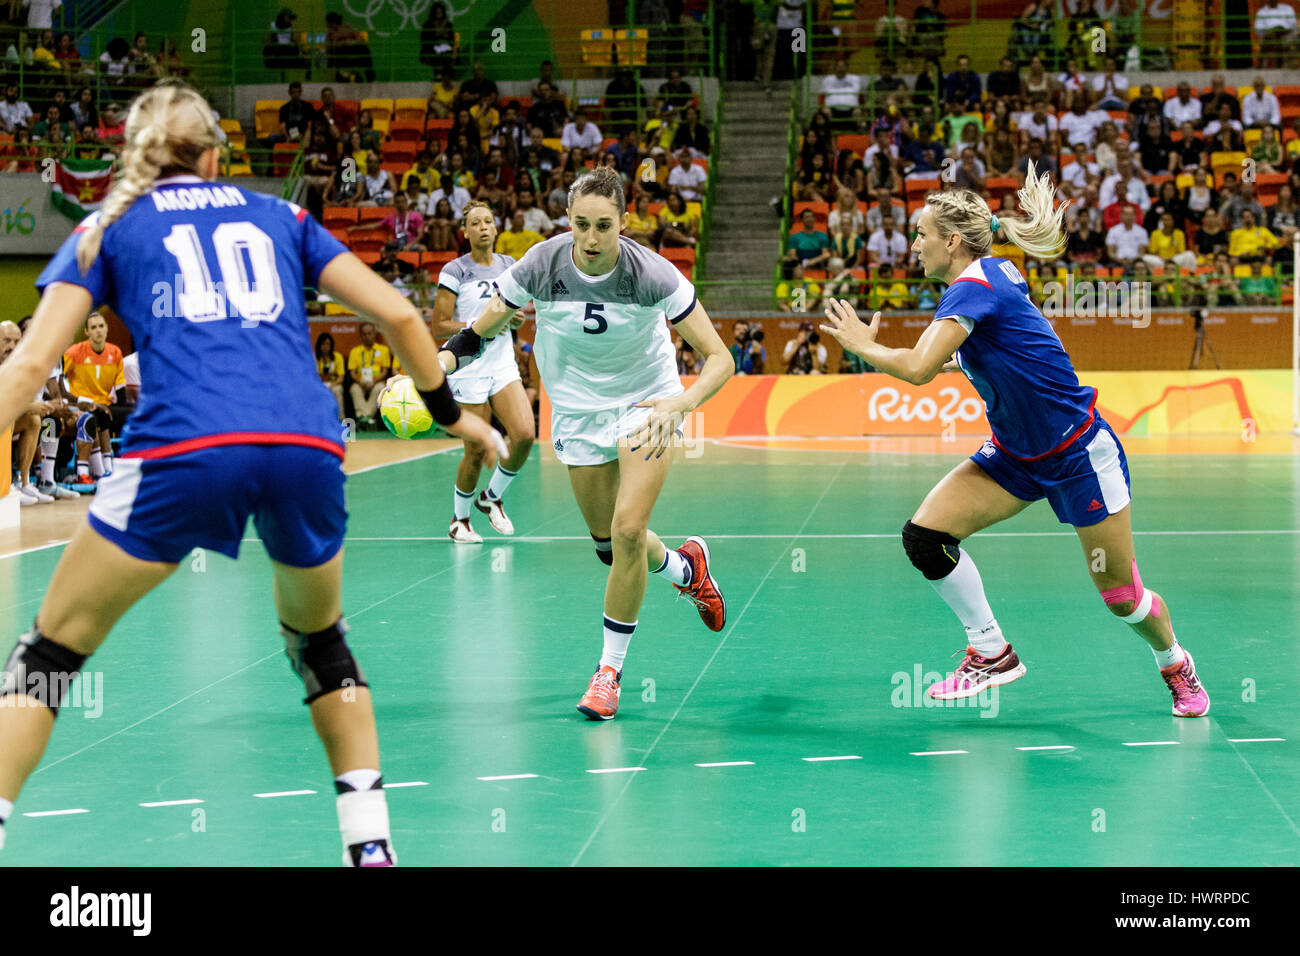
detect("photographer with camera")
[729,320,766,375]
[784,321,827,375]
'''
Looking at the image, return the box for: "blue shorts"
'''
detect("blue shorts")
[969,414,1131,527]
[88,444,347,567]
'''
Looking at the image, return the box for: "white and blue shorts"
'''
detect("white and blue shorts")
[550,391,686,467]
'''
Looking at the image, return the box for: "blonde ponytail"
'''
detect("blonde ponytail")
[925,161,1068,262]
[75,83,222,274]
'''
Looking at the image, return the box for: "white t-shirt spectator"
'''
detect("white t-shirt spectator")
[1163,96,1203,126]
[1062,157,1101,191]
[866,228,909,266]
[1105,222,1149,260]
[1060,110,1105,148]
[827,206,865,233]
[520,206,553,236]
[862,142,900,167]
[23,0,62,29]
[1202,117,1243,138]
[1255,3,1299,37]
[561,120,603,151]
[1241,91,1281,127]
[865,201,907,232]
[1100,174,1151,210]
[667,163,708,201]
[821,73,863,110]
[1091,72,1129,102]
[428,186,471,220]
[1018,111,1059,143]
[0,98,34,132]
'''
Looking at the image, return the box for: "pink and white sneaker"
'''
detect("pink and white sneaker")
[474,490,515,535]
[928,644,1027,700]
[1160,650,1210,717]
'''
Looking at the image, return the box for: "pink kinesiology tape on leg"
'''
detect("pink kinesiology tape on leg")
[1102,559,1161,620]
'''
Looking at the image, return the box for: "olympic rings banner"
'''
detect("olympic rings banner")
[540,371,1294,439]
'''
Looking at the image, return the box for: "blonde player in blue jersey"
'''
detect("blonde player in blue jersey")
[432,201,536,543]
[444,167,733,720]
[0,83,505,864]
[819,165,1209,717]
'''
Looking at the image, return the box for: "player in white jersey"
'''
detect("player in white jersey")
[432,201,536,543]
[446,168,733,720]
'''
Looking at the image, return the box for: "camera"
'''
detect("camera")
[748,328,765,343]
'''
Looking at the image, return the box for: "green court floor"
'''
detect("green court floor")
[2,443,1298,866]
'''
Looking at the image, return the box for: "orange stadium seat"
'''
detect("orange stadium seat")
[384,141,418,164]
[793,201,829,225]
[272,142,299,177]
[359,206,395,224]
[1256,172,1286,203]
[905,176,939,200]
[660,246,696,265]
[356,251,382,265]
[835,134,871,157]
[380,160,410,178]
[323,207,359,228]
[397,251,422,268]
[349,232,387,253]
[388,119,424,143]
[422,251,458,272]
[327,227,349,244]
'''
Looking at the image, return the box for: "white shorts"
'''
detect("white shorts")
[448,337,521,406]
[550,390,685,467]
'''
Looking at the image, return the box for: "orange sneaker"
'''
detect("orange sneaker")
[576,665,621,720]
[674,536,726,632]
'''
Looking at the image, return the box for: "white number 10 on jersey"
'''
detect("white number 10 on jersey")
[161,222,285,324]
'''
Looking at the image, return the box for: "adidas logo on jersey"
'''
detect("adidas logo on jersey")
[553,438,564,452]
[551,279,569,296]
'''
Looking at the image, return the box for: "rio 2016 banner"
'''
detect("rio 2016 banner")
[540,371,1294,440]
[0,173,78,254]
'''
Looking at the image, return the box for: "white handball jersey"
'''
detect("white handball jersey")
[491,233,696,412]
[437,251,517,374]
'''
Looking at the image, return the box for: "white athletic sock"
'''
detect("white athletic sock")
[76,458,89,477]
[600,615,636,672]
[102,451,113,474]
[932,550,1008,658]
[88,450,104,478]
[39,438,57,484]
[0,796,13,825]
[1152,641,1186,670]
[335,768,382,793]
[652,545,692,587]
[483,464,518,502]
[336,787,391,857]
[453,486,475,521]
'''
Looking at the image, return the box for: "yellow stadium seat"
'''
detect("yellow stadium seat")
[1243,128,1262,149]
[686,201,702,219]
[219,118,242,135]
[1238,85,1272,99]
[1175,172,1194,192]
[254,100,286,139]
[324,303,354,316]
[1232,265,1251,277]
[360,98,394,125]
[393,97,426,122]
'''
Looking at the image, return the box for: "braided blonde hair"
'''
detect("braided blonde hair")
[75,83,222,274]
[925,161,1067,261]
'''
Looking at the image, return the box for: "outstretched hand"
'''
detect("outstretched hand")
[819,298,880,358]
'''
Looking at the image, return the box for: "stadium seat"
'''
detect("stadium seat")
[360,98,394,126]
[384,141,418,164]
[672,261,693,280]
[986,176,1018,199]
[388,119,424,143]
[648,202,663,217]
[380,160,410,178]
[350,231,387,253]
[1210,150,1246,173]
[359,206,396,224]
[254,100,286,139]
[580,28,616,67]
[323,207,359,228]
[327,227,349,245]
[272,142,300,177]
[601,137,619,151]
[422,251,457,270]
[1256,171,1286,202]
[1243,128,1262,149]
[793,200,830,225]
[397,251,422,268]
[835,134,871,157]
[542,137,563,154]
[686,201,703,220]
[225,160,254,177]
[1238,85,1272,100]
[356,251,382,266]
[905,176,939,200]
[660,246,696,265]
[219,118,242,136]
[324,303,354,316]
[393,97,426,122]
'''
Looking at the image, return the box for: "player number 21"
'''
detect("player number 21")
[161,222,285,324]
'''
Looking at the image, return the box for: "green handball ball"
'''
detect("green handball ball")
[379,378,436,439]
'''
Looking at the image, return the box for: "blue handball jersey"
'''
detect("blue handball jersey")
[36,174,349,459]
[935,257,1097,460]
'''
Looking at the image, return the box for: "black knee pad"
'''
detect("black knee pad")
[281,618,368,705]
[901,520,963,581]
[592,534,613,566]
[92,407,113,432]
[1,624,88,717]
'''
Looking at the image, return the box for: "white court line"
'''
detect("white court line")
[383,781,430,788]
[252,789,317,798]
[1227,738,1286,743]
[802,755,862,762]
[139,799,204,807]
[24,808,89,817]
[476,774,539,781]
[1122,741,1180,747]
[0,538,72,560]
[1016,745,1076,752]
[344,446,459,476]
[911,750,969,756]
[586,767,646,775]
[695,761,755,768]
[326,529,1300,543]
